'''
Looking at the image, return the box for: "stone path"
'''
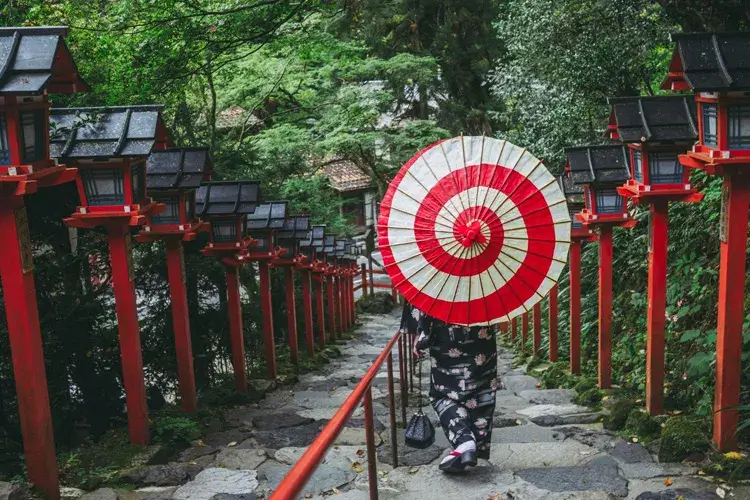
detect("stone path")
[100,312,750,500]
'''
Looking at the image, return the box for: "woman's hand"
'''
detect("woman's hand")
[412,337,424,359]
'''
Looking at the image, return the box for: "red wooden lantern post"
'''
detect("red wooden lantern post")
[558,173,595,374]
[322,235,338,342]
[198,181,261,392]
[54,105,171,446]
[565,145,635,389]
[511,316,517,341]
[521,312,529,350]
[312,229,328,349]
[334,239,351,332]
[664,33,750,449]
[609,96,703,415]
[246,202,288,379]
[0,26,90,499]
[274,215,311,365]
[137,147,213,412]
[533,303,542,355]
[298,225,325,355]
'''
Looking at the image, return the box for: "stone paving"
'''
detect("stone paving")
[80,312,750,500]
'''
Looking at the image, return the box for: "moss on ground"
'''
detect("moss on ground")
[603,398,637,431]
[658,416,710,462]
[574,388,604,408]
[540,362,575,389]
[624,409,661,440]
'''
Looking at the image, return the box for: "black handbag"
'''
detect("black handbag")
[404,356,435,449]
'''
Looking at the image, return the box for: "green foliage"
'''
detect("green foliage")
[603,399,637,431]
[356,292,395,314]
[573,377,599,395]
[540,362,575,389]
[658,416,710,462]
[151,416,202,446]
[525,355,544,372]
[574,388,605,408]
[625,409,661,440]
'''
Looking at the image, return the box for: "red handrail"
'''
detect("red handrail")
[270,330,408,500]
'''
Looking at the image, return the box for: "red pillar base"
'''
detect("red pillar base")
[569,241,582,375]
[284,267,299,365]
[0,203,60,500]
[165,239,197,412]
[713,174,750,451]
[646,202,668,415]
[226,266,248,392]
[258,261,277,379]
[598,226,613,389]
[107,226,150,444]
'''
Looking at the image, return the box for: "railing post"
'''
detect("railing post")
[368,257,375,295]
[570,240,582,375]
[521,312,529,352]
[361,263,368,298]
[533,302,542,356]
[549,284,559,362]
[511,317,517,341]
[387,351,398,468]
[598,225,613,389]
[398,336,408,427]
[363,387,379,500]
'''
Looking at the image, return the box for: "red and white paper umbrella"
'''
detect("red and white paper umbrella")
[378,136,570,326]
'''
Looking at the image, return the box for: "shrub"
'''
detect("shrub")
[356,292,395,314]
[603,399,637,431]
[658,416,710,462]
[573,377,598,394]
[151,416,202,446]
[540,362,574,389]
[574,388,604,407]
[525,355,544,372]
[625,409,661,439]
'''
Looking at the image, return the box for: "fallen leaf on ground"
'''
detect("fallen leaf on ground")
[332,488,342,494]
[356,449,365,456]
[408,467,419,475]
[227,441,237,447]
[664,477,673,486]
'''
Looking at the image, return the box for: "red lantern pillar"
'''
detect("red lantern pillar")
[646,201,668,415]
[300,269,315,356]
[350,267,357,322]
[598,226,613,389]
[713,174,750,449]
[165,239,197,412]
[315,275,326,349]
[549,284,559,362]
[569,240,582,375]
[511,316,517,341]
[335,274,344,333]
[284,266,299,364]
[0,202,60,500]
[326,274,337,341]
[225,265,247,392]
[107,226,149,444]
[258,260,277,379]
[521,312,529,349]
[533,302,542,356]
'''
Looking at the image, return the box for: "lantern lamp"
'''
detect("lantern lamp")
[276,215,310,264]
[662,33,750,169]
[197,181,260,253]
[141,147,213,238]
[323,235,337,264]
[608,96,702,203]
[246,201,288,257]
[565,145,632,226]
[557,173,591,238]
[50,105,172,226]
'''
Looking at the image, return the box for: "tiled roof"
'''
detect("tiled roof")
[196,181,260,216]
[50,105,170,159]
[664,33,750,91]
[565,145,630,186]
[146,147,213,190]
[0,26,89,94]
[247,201,288,231]
[608,96,697,143]
[323,160,372,192]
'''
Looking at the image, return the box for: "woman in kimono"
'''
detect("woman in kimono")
[400,300,420,335]
[415,312,498,473]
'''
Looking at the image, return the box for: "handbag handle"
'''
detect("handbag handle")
[417,353,424,411]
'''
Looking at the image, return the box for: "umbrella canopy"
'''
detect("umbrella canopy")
[378,136,570,326]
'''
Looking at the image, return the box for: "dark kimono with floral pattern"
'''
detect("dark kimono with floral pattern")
[416,314,498,459]
[400,301,420,334]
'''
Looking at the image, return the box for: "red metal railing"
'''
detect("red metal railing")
[269,329,412,499]
[354,263,400,304]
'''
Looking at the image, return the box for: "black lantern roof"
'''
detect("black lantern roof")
[565,145,630,186]
[335,239,347,257]
[558,174,585,205]
[196,181,260,216]
[278,216,311,240]
[146,147,213,191]
[323,235,336,254]
[608,96,697,144]
[247,201,288,232]
[670,33,750,91]
[0,26,90,95]
[50,105,170,159]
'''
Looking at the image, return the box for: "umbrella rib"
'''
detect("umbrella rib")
[393,185,456,229]
[445,240,472,323]
[472,241,492,326]
[476,139,507,218]
[488,259,532,316]
[411,239,469,320]
[490,158,545,221]
[401,169,460,225]
[499,198,568,227]
[499,242,568,270]
[417,155,464,221]
[384,238,464,270]
[382,236,460,251]
[480,148,532,221]
[495,176,562,223]
[438,140,469,215]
